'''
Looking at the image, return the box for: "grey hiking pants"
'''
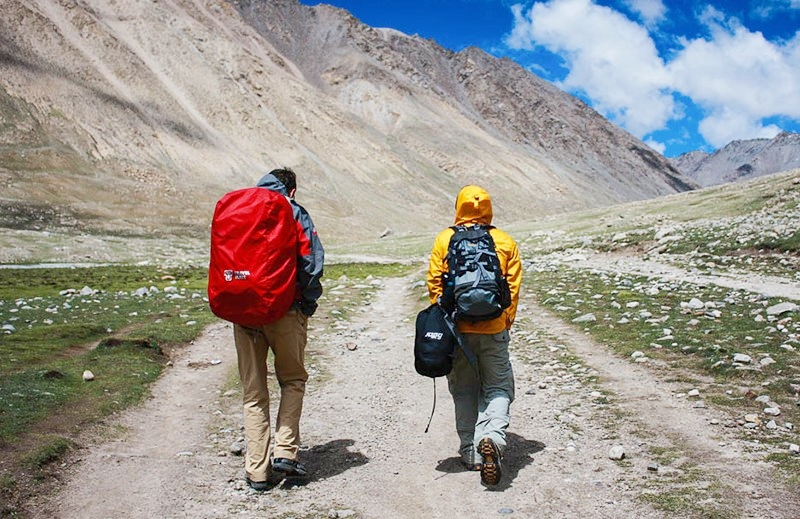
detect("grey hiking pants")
[447,329,515,457]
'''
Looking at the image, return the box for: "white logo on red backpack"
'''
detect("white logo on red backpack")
[223,270,251,281]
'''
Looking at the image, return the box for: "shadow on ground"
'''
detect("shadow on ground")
[301,438,369,482]
[434,432,545,489]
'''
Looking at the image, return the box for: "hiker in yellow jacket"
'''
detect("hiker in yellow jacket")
[427,185,522,487]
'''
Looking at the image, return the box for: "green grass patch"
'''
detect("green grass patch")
[639,461,735,518]
[757,229,800,254]
[0,264,211,461]
[0,338,165,442]
[0,264,209,299]
[317,262,418,323]
[21,436,75,469]
[324,262,417,280]
[766,452,800,487]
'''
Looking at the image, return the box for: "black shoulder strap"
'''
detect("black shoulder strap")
[440,304,476,365]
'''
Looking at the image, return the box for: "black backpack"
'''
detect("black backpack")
[442,224,511,322]
[414,302,476,433]
[414,303,459,378]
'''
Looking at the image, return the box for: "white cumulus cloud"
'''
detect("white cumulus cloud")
[668,7,800,147]
[623,0,667,26]
[506,0,800,151]
[507,0,675,137]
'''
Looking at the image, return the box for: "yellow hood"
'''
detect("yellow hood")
[454,185,493,226]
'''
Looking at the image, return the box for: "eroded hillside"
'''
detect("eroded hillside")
[1,0,695,253]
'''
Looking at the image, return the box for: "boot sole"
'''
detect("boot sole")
[478,438,501,486]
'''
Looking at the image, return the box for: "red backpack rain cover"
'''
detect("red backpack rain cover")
[208,187,298,327]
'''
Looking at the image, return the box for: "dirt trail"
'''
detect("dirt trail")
[25,274,800,518]
[572,250,800,301]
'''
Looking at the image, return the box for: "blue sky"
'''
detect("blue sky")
[298,0,800,157]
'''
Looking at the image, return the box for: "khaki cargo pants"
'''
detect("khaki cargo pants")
[233,309,308,482]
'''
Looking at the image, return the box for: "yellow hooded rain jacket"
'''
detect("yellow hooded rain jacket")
[426,185,522,334]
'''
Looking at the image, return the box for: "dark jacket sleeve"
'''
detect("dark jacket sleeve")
[292,201,324,316]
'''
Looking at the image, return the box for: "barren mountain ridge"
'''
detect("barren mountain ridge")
[1,0,694,249]
[671,131,800,187]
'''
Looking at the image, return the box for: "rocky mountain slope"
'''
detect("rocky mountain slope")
[671,131,800,187]
[0,0,695,248]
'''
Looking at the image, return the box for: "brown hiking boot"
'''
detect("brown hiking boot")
[478,437,502,487]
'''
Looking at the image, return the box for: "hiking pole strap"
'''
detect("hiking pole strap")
[442,310,477,366]
[424,378,436,433]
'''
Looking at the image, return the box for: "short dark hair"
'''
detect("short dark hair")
[270,167,297,194]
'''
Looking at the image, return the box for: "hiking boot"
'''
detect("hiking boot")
[245,476,280,492]
[272,457,308,478]
[459,444,482,471]
[478,437,502,487]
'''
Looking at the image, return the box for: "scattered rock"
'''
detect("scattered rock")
[766,302,798,316]
[685,298,705,310]
[744,414,761,427]
[82,370,95,381]
[608,445,625,460]
[230,438,245,456]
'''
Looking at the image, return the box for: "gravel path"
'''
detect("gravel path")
[24,273,800,518]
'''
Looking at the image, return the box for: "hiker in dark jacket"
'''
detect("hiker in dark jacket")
[426,185,522,487]
[234,168,324,491]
